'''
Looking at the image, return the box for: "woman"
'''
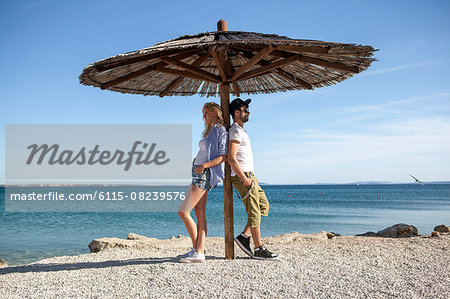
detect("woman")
[178,102,228,263]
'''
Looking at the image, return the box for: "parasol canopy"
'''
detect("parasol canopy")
[79,20,377,98]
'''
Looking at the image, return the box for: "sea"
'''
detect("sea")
[1,184,449,266]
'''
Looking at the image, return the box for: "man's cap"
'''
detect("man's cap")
[230,98,251,115]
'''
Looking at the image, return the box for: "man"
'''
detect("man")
[228,98,279,260]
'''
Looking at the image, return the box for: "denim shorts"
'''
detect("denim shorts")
[192,165,213,191]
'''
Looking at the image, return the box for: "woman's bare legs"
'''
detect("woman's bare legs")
[178,185,208,253]
[194,191,208,254]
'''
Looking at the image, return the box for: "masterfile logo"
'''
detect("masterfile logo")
[26,141,170,171]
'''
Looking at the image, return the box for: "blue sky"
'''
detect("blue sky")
[1,0,449,184]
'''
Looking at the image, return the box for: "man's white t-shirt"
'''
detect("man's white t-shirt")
[229,123,254,176]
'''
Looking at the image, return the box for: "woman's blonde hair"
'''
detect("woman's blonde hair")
[202,102,224,137]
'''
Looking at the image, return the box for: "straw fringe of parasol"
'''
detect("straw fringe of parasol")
[79,31,377,97]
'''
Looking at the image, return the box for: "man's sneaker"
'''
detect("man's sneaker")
[179,251,205,263]
[234,234,253,257]
[253,245,279,260]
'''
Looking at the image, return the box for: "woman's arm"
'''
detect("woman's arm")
[194,126,228,174]
[195,154,227,174]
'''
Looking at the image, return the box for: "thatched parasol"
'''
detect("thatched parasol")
[80,20,377,259]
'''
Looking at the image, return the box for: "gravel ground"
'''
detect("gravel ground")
[1,232,449,298]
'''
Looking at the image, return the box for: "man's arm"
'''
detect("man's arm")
[228,140,253,188]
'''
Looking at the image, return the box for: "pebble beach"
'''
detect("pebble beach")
[1,231,449,298]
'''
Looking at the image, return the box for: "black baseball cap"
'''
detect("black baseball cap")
[229,98,251,116]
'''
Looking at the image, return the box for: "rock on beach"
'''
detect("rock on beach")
[88,233,191,253]
[0,259,7,268]
[357,223,418,237]
[434,224,450,234]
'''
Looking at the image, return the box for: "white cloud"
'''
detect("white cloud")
[276,92,450,130]
[360,59,450,77]
[255,116,450,184]
[384,92,450,106]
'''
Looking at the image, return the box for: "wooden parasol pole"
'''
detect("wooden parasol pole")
[220,83,234,260]
[217,19,234,260]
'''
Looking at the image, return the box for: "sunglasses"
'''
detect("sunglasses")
[240,107,250,113]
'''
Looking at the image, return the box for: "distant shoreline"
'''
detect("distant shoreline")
[1,181,450,188]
